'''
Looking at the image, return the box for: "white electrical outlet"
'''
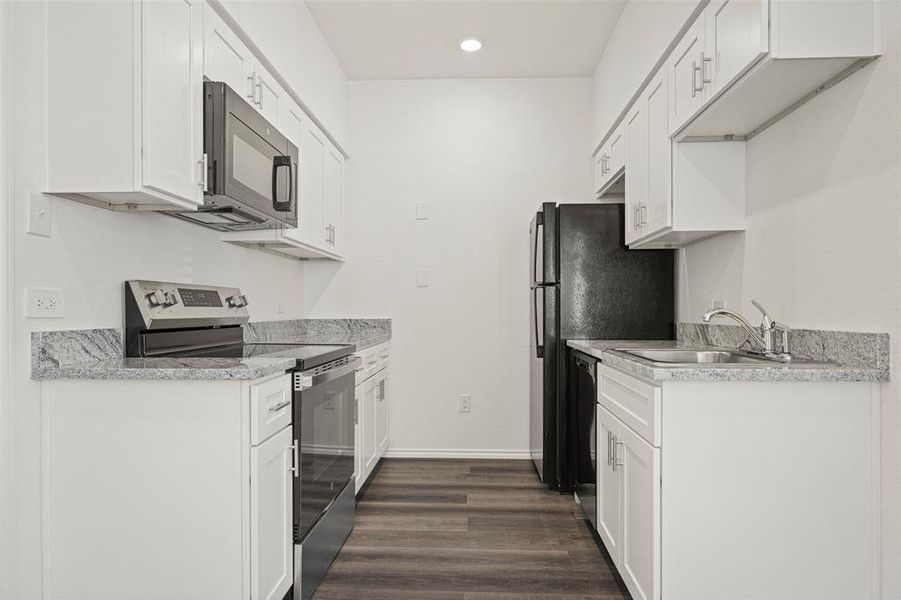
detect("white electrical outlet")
[459,394,471,413]
[710,299,726,310]
[27,194,52,237]
[416,201,429,220]
[26,287,65,318]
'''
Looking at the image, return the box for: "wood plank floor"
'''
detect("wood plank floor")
[313,458,631,600]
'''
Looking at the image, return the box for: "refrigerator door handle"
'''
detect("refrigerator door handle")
[533,286,544,358]
[532,213,543,285]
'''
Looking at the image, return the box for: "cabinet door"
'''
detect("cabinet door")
[376,369,389,455]
[608,125,626,175]
[203,4,255,103]
[362,377,379,474]
[668,12,706,135]
[251,426,294,600]
[141,0,204,205]
[255,71,284,127]
[644,69,671,237]
[619,426,661,600]
[300,122,327,248]
[593,151,605,194]
[624,102,648,245]
[324,144,344,254]
[705,0,768,97]
[354,384,364,493]
[596,404,621,562]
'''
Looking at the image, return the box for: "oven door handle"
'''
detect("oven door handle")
[294,356,362,391]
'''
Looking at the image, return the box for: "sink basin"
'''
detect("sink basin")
[618,349,780,365]
[615,348,835,368]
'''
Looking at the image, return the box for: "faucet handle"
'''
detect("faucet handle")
[751,299,774,329]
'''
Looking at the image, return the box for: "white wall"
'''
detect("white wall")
[677,5,901,596]
[6,2,312,597]
[304,78,593,456]
[591,0,699,148]
[218,0,349,148]
[0,1,12,596]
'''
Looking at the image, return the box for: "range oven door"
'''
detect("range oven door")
[293,358,358,542]
[201,81,298,230]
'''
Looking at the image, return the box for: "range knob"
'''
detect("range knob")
[146,291,167,307]
[226,294,248,308]
[147,290,179,308]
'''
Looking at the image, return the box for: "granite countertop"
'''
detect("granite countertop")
[568,339,888,383]
[32,319,392,381]
[34,356,300,381]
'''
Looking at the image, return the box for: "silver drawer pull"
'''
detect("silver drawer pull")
[268,398,291,413]
[289,440,299,478]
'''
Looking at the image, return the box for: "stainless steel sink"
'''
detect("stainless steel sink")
[615,348,835,368]
[620,349,776,364]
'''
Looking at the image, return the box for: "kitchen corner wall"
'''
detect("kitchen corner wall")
[676,6,901,596]
[304,78,593,456]
[4,1,349,596]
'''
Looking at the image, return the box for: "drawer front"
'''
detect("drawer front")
[597,364,661,447]
[251,374,292,445]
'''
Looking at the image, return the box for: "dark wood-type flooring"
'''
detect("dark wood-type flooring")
[313,458,631,600]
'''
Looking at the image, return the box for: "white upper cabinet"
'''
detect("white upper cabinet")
[203,5,256,103]
[594,123,625,198]
[624,103,648,246]
[672,0,880,139]
[324,144,345,254]
[46,0,205,209]
[705,0,768,97]
[643,71,671,237]
[299,120,328,247]
[668,12,707,135]
[142,0,204,205]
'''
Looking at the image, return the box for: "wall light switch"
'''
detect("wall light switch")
[416,269,429,288]
[27,194,52,237]
[459,394,471,413]
[25,287,65,318]
[416,201,429,220]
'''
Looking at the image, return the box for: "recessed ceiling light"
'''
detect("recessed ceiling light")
[460,38,483,53]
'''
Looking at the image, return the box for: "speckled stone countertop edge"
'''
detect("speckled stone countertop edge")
[31,319,393,381]
[567,339,888,383]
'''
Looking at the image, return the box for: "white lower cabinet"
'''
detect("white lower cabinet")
[354,343,391,493]
[592,363,881,600]
[40,373,296,600]
[596,404,659,600]
[251,426,295,600]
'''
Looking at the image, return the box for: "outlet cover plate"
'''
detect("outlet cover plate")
[459,394,471,413]
[25,287,65,318]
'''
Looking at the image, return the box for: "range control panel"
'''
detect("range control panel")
[125,280,250,329]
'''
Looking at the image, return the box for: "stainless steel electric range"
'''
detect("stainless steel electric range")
[124,280,358,600]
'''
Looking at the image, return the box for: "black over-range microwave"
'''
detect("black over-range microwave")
[169,81,298,231]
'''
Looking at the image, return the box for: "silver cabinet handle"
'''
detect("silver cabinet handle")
[354,398,359,425]
[289,440,299,478]
[268,398,291,413]
[246,71,256,100]
[634,205,641,231]
[701,51,712,84]
[256,79,263,108]
[641,204,648,225]
[606,431,614,467]
[199,153,208,192]
[612,438,624,472]
[691,61,702,97]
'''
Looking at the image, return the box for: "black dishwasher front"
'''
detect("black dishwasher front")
[572,350,598,529]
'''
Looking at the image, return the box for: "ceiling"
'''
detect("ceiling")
[305,1,628,80]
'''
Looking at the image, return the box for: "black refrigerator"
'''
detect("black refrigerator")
[529,202,674,491]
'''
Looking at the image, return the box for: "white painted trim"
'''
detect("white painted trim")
[382,448,532,460]
[0,1,13,596]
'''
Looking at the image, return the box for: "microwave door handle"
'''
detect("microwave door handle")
[271,155,293,212]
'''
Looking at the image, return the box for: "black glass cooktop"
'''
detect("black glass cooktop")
[176,343,353,370]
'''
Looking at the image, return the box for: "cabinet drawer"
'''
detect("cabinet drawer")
[597,364,661,447]
[251,374,292,445]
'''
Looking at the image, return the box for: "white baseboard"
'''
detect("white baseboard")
[382,448,532,460]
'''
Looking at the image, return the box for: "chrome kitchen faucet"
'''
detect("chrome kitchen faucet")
[702,299,792,360]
